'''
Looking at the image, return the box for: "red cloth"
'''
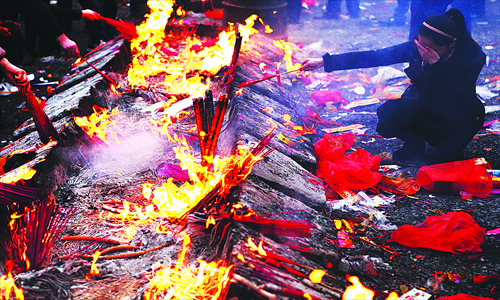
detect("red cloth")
[310,90,349,106]
[435,294,493,300]
[314,133,382,190]
[391,212,486,254]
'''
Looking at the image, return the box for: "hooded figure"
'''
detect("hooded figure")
[303,8,485,164]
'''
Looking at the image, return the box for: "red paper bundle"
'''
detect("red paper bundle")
[391,212,486,254]
[315,133,382,190]
[435,294,493,300]
[310,90,349,106]
[417,158,492,198]
[205,9,224,20]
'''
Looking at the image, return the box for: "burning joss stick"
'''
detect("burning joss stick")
[20,85,60,144]
[80,57,118,86]
[238,67,304,88]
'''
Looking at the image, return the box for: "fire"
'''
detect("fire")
[257,240,267,256]
[0,166,36,184]
[86,251,101,281]
[309,269,326,284]
[105,112,265,225]
[342,275,375,300]
[144,236,233,300]
[127,0,260,97]
[74,105,120,144]
[206,214,216,228]
[272,40,302,71]
[385,292,399,300]
[247,237,258,252]
[0,261,24,300]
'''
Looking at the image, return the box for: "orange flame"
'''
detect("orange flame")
[385,292,399,300]
[0,261,24,300]
[246,237,258,252]
[206,214,216,228]
[257,240,267,256]
[86,251,101,281]
[144,236,233,300]
[309,269,326,284]
[128,0,260,97]
[0,166,36,184]
[272,40,302,71]
[104,103,267,226]
[342,275,375,300]
[74,105,120,144]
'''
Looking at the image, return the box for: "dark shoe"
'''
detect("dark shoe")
[392,141,425,165]
[379,17,406,27]
[22,50,36,66]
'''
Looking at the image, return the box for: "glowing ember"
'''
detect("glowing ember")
[86,251,101,281]
[0,166,36,184]
[385,292,399,300]
[0,261,24,300]
[309,269,326,284]
[144,236,233,300]
[257,240,267,256]
[342,275,375,300]
[272,40,302,71]
[247,237,258,252]
[206,214,216,228]
[74,105,120,144]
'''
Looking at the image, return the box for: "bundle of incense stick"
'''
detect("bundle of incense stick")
[221,32,242,92]
[10,199,75,271]
[194,91,228,167]
[0,182,38,206]
[99,16,138,40]
[20,85,60,144]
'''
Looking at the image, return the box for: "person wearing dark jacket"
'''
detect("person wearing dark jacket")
[0,0,81,57]
[302,9,485,164]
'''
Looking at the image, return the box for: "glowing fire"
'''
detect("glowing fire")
[385,292,399,300]
[127,0,260,97]
[0,261,24,300]
[342,275,375,300]
[74,105,120,144]
[272,40,302,71]
[86,251,101,281]
[144,236,233,300]
[309,269,326,284]
[0,166,36,184]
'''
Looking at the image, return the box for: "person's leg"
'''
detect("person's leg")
[345,0,360,18]
[323,0,341,19]
[287,0,302,24]
[380,0,410,26]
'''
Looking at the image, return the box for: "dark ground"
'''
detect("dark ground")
[0,0,499,299]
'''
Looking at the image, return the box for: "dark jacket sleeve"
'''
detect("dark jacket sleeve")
[322,41,413,72]
[0,46,5,60]
[8,0,65,39]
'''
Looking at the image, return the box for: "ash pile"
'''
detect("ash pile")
[0,1,499,300]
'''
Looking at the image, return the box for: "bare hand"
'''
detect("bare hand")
[301,58,324,71]
[414,40,440,65]
[56,34,80,57]
[82,9,100,21]
[0,58,29,87]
